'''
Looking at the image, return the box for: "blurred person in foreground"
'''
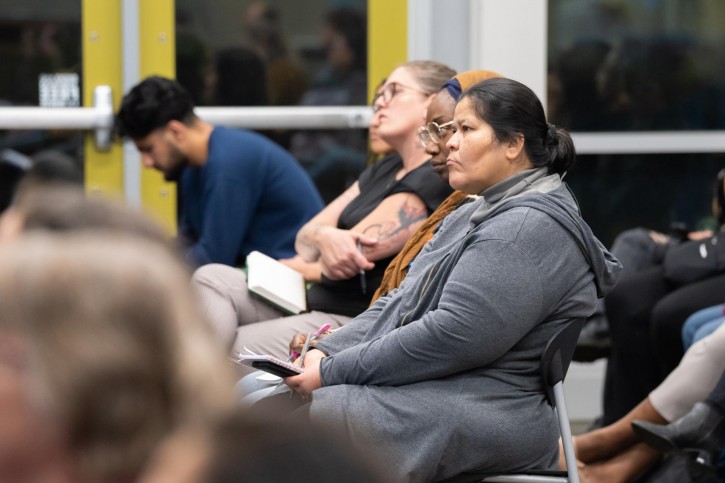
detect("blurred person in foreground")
[140,409,391,483]
[0,193,236,482]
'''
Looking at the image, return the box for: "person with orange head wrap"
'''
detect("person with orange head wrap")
[287,71,505,354]
[371,70,504,301]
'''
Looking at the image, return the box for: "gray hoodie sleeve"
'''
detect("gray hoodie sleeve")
[313,291,393,356]
[319,238,545,386]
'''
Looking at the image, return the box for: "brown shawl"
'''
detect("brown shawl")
[371,190,469,303]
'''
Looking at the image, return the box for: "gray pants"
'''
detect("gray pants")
[192,264,350,377]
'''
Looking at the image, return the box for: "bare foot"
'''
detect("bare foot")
[580,461,628,483]
[574,427,637,464]
[578,443,658,483]
[558,436,580,470]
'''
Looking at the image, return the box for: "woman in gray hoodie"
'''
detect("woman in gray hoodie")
[284,78,622,482]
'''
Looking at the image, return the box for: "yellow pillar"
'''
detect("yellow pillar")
[82,0,123,197]
[139,0,177,234]
[368,0,407,100]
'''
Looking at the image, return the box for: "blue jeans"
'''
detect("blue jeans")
[237,371,282,405]
[681,304,725,349]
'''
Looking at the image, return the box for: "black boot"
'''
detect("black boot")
[632,401,725,458]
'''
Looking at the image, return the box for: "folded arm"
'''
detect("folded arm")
[316,192,428,280]
[295,182,361,262]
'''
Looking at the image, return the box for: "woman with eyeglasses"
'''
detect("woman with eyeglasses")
[372,70,504,300]
[248,70,506,401]
[281,78,621,481]
[192,60,455,361]
[290,70,506,354]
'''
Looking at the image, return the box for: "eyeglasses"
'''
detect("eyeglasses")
[373,81,427,112]
[416,121,454,147]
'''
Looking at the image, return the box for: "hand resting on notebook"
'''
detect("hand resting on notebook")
[285,349,325,397]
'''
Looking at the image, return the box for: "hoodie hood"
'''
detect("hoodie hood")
[469,168,622,298]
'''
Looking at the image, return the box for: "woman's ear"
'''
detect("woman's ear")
[505,134,526,162]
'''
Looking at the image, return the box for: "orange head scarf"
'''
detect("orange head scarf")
[441,69,504,101]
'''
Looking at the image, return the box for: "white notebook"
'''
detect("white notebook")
[246,250,307,315]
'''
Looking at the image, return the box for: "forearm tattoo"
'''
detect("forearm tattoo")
[362,200,426,254]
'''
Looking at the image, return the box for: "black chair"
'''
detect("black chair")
[439,318,585,483]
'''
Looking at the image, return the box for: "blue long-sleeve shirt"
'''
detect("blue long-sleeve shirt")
[178,126,323,266]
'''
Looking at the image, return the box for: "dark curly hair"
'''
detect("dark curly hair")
[115,76,196,139]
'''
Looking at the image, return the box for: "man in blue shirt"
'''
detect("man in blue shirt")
[116,76,324,266]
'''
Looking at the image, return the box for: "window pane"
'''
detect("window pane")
[567,154,725,246]
[175,0,368,203]
[0,0,83,191]
[548,0,725,131]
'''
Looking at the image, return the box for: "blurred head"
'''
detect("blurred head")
[116,76,198,181]
[212,48,268,106]
[0,149,31,213]
[27,150,83,187]
[375,61,455,152]
[141,410,390,483]
[0,184,170,248]
[322,8,366,73]
[1,149,84,217]
[244,2,287,60]
[0,233,235,482]
[447,78,576,194]
[420,70,504,181]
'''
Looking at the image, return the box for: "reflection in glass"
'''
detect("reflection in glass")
[548,0,725,132]
[175,0,368,203]
[567,153,725,246]
[0,0,83,181]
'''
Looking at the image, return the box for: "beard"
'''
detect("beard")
[163,145,189,182]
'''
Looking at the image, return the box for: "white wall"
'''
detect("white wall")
[408,0,547,109]
[408,0,470,73]
[566,360,606,423]
[469,0,548,109]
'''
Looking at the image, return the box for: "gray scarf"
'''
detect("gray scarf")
[469,167,561,228]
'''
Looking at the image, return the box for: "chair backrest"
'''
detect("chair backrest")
[540,318,585,408]
[442,318,586,483]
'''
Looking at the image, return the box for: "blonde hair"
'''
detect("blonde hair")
[0,232,236,481]
[402,60,456,95]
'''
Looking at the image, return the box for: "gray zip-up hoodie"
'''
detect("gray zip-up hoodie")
[311,168,621,482]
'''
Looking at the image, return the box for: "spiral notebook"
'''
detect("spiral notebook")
[234,354,304,378]
[246,251,307,315]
